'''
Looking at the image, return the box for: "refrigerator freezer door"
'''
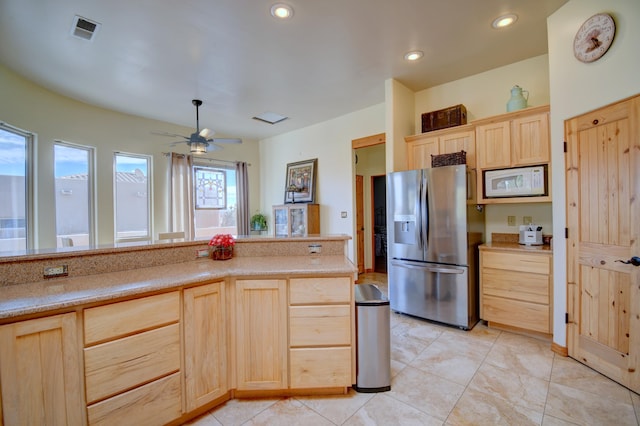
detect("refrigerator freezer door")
[387,170,425,262]
[426,165,468,266]
[389,259,475,329]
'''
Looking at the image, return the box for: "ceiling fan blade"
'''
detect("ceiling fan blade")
[199,128,215,139]
[152,131,189,139]
[211,138,242,144]
[206,144,223,152]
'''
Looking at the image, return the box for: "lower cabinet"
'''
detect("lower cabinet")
[183,281,228,411]
[235,279,288,390]
[480,248,552,334]
[0,313,85,426]
[83,292,182,425]
[289,277,354,388]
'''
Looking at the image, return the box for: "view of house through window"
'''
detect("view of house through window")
[193,164,237,238]
[54,142,94,248]
[0,124,32,252]
[114,153,151,242]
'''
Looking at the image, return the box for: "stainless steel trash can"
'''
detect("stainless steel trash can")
[353,284,391,392]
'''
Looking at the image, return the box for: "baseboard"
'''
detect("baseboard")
[551,342,568,357]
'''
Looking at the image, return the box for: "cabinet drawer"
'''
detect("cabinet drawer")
[290,347,351,388]
[289,306,351,347]
[482,269,549,304]
[289,277,351,304]
[482,295,550,333]
[87,372,181,426]
[84,291,180,345]
[481,251,550,274]
[84,323,180,404]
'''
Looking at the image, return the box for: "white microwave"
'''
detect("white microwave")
[484,165,547,198]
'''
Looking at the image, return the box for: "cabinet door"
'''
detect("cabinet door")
[0,313,84,426]
[407,136,439,169]
[184,281,228,411]
[235,279,287,390]
[476,121,511,169]
[439,130,476,169]
[511,112,550,166]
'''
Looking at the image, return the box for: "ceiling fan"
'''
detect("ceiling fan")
[153,99,242,154]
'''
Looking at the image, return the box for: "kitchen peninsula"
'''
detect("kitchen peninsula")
[0,235,356,426]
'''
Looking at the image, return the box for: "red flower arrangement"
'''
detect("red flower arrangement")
[208,234,235,260]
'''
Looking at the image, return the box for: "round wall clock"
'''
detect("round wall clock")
[573,13,616,63]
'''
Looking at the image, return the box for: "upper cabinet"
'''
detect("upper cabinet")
[405,124,475,170]
[475,106,550,170]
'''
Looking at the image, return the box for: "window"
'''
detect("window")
[114,153,152,242]
[0,123,34,252]
[193,163,237,238]
[54,141,95,248]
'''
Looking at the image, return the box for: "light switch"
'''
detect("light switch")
[341,211,347,218]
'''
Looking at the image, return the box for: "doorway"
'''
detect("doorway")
[372,175,387,273]
[352,133,386,276]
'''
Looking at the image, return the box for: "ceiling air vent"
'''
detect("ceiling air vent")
[71,15,101,41]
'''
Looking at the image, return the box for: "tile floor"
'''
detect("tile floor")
[186,273,640,425]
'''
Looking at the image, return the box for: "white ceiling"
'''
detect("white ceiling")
[0,0,568,141]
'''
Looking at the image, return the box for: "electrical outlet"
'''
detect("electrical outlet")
[44,265,68,279]
[523,216,533,224]
[507,216,516,226]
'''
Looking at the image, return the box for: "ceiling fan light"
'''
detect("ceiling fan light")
[190,141,208,154]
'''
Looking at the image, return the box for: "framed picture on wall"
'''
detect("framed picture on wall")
[284,158,317,203]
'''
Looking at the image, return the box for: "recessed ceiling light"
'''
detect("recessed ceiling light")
[270,3,294,19]
[404,51,424,61]
[492,13,518,29]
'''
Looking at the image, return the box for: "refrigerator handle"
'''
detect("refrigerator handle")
[418,177,424,249]
[424,177,429,248]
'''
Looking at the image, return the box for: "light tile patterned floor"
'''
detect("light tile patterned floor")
[186,273,640,425]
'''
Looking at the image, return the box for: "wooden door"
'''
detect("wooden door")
[235,279,288,390]
[184,281,228,411]
[566,95,640,393]
[407,136,439,169]
[0,313,85,425]
[356,175,364,274]
[512,112,550,166]
[476,121,511,169]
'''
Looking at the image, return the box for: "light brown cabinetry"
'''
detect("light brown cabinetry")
[405,125,475,170]
[475,105,551,204]
[289,277,353,388]
[475,106,550,170]
[183,281,228,411]
[83,292,181,426]
[273,204,320,237]
[0,313,85,426]
[480,247,552,334]
[235,279,288,390]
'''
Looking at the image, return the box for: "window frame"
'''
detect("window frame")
[0,122,36,250]
[113,151,153,243]
[53,140,97,247]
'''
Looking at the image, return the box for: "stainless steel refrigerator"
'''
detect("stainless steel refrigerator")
[386,164,483,329]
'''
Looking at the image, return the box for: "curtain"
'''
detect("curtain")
[235,161,250,235]
[168,152,194,239]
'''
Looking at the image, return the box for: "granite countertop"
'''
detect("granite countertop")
[480,242,553,253]
[0,255,356,321]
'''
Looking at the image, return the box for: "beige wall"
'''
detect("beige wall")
[0,65,261,248]
[258,103,385,261]
[547,0,640,347]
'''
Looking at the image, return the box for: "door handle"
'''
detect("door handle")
[616,256,640,266]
